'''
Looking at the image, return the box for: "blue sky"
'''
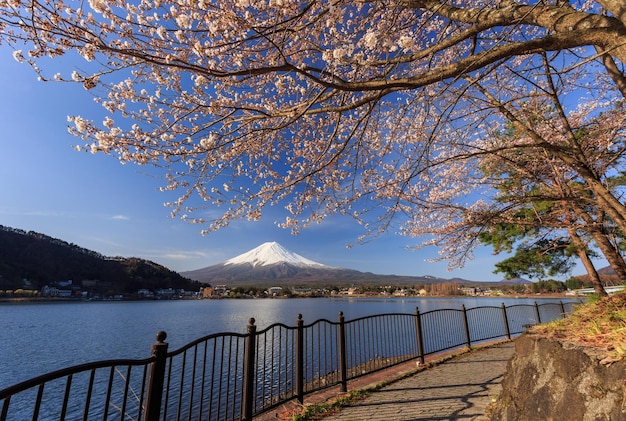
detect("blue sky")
[0,46,591,282]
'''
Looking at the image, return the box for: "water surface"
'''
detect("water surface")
[0,296,576,388]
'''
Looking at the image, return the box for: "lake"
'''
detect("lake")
[0,296,579,389]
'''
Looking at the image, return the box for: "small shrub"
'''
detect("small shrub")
[531,291,626,363]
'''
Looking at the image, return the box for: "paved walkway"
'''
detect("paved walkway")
[319,341,516,421]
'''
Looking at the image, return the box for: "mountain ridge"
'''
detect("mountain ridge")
[0,225,529,290]
[0,225,200,293]
[180,241,498,287]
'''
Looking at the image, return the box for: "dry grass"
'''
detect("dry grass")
[531,291,626,364]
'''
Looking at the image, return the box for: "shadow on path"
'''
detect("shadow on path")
[319,341,515,421]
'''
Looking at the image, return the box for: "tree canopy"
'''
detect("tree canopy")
[1,0,626,274]
[468,104,626,294]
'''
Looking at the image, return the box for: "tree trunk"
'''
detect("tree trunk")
[568,229,607,296]
[589,230,626,282]
[573,205,626,282]
[581,175,626,235]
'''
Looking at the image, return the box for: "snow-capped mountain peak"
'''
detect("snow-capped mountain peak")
[224,242,330,268]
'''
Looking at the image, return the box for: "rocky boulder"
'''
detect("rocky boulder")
[491,333,626,421]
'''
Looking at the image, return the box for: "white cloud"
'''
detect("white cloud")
[110,214,130,220]
[147,249,226,271]
[163,251,212,260]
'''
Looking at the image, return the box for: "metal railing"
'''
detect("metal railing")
[0,300,581,421]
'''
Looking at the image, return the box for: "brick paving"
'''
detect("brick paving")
[319,341,515,421]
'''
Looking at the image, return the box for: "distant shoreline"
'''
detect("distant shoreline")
[0,292,577,304]
[0,297,85,303]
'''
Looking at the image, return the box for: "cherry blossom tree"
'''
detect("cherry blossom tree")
[404,40,626,272]
[423,57,626,294]
[421,79,626,286]
[1,0,626,269]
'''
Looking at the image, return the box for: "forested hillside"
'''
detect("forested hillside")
[0,225,201,294]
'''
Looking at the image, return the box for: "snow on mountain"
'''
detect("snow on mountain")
[224,241,331,268]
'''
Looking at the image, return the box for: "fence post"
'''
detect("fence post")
[559,301,566,318]
[534,302,542,324]
[144,331,168,421]
[296,314,304,404]
[501,303,511,340]
[242,318,257,421]
[461,305,471,349]
[414,307,425,365]
[338,311,348,393]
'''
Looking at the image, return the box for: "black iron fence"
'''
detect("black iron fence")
[0,300,581,421]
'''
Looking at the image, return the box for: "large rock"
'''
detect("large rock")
[491,333,626,421]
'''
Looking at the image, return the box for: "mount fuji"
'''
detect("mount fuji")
[223,241,331,268]
[180,241,358,284]
[180,241,469,286]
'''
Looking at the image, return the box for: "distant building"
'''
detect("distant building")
[180,290,198,298]
[202,287,213,298]
[461,287,478,296]
[212,285,229,297]
[156,288,176,299]
[267,286,283,296]
[41,285,72,297]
